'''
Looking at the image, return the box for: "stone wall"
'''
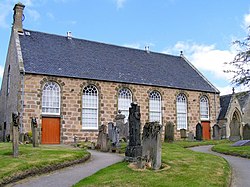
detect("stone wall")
[0,30,23,140]
[22,73,220,144]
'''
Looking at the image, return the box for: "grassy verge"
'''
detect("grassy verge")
[0,143,90,185]
[212,143,250,158]
[74,142,230,187]
[174,139,230,148]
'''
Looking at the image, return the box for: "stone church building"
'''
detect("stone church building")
[0,3,220,144]
[218,90,250,141]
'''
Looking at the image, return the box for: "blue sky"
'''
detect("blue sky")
[1,0,250,94]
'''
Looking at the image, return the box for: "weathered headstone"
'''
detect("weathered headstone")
[96,124,109,152]
[229,115,241,141]
[180,129,187,139]
[115,110,129,142]
[212,124,221,140]
[221,124,227,139]
[196,123,202,141]
[108,122,120,152]
[188,132,194,141]
[12,113,19,157]
[125,102,142,161]
[142,122,162,170]
[243,124,250,140]
[31,117,39,147]
[165,121,174,142]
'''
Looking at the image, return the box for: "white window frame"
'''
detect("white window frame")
[200,96,209,120]
[82,85,99,130]
[149,91,162,124]
[176,93,187,130]
[42,82,61,115]
[118,88,132,122]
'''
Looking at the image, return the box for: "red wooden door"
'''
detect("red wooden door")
[42,118,60,144]
[201,121,211,140]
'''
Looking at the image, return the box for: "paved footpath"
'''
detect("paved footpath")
[190,145,250,187]
[8,150,124,187]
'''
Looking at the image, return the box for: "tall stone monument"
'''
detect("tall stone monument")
[125,102,142,161]
[115,110,129,141]
[31,117,39,147]
[12,113,19,157]
[96,124,109,152]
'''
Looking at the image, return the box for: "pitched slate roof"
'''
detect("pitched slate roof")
[218,94,232,120]
[19,29,219,93]
[236,91,250,109]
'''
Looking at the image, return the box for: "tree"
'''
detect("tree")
[225,27,250,87]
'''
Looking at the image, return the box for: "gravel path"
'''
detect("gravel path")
[189,145,250,187]
[8,150,124,187]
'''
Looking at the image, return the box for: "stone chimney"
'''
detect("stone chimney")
[13,3,25,33]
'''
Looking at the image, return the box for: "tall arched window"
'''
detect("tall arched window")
[42,82,60,115]
[176,93,187,130]
[149,91,162,124]
[200,96,209,120]
[118,88,132,121]
[82,85,98,129]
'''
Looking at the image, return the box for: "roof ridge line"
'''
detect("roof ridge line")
[180,54,220,94]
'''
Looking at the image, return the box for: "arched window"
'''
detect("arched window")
[82,85,98,129]
[176,93,187,130]
[200,96,209,120]
[42,82,60,115]
[149,91,161,124]
[118,88,132,121]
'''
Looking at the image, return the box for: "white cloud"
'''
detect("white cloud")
[163,41,236,80]
[26,8,40,21]
[217,84,249,95]
[243,13,250,28]
[115,0,126,9]
[0,66,4,79]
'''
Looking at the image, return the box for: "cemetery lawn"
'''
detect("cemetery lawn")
[212,143,250,158]
[74,142,230,187]
[0,143,89,185]
[174,139,230,148]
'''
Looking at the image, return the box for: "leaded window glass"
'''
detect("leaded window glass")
[42,82,60,115]
[176,93,187,130]
[149,91,162,124]
[200,96,209,120]
[82,85,98,129]
[118,88,132,122]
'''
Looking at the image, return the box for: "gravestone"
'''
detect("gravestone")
[188,132,194,141]
[221,124,227,139]
[142,122,162,170]
[12,113,19,157]
[196,123,202,141]
[232,140,250,146]
[108,122,120,152]
[165,121,174,142]
[229,115,241,142]
[115,110,129,141]
[180,129,187,139]
[96,124,109,152]
[243,124,250,140]
[31,117,39,147]
[212,124,221,140]
[125,102,142,161]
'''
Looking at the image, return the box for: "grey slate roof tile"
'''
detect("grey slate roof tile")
[218,94,232,120]
[19,29,218,93]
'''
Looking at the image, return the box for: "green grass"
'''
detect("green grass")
[212,143,250,158]
[174,139,230,148]
[74,142,231,187]
[0,143,89,184]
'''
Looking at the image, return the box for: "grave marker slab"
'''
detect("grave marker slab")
[232,140,250,147]
[243,124,250,140]
[196,123,202,141]
[165,121,174,142]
